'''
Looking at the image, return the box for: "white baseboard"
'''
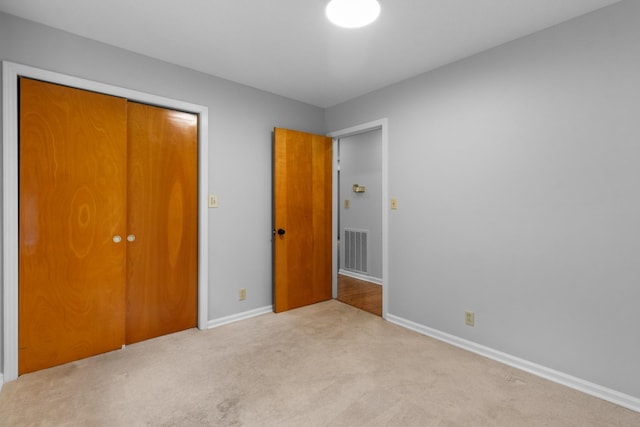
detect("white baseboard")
[0,372,3,392]
[207,305,273,329]
[386,313,640,413]
[338,269,382,285]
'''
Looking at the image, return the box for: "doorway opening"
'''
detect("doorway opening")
[335,129,383,316]
[328,119,389,318]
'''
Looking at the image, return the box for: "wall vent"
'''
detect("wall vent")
[344,228,368,274]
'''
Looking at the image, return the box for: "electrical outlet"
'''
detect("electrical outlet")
[391,198,398,210]
[344,199,350,209]
[465,311,475,326]
[239,288,246,301]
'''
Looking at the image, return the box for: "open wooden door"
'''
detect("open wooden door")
[273,128,333,312]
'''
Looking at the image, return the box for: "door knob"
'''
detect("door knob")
[277,228,286,236]
[113,235,122,243]
[127,234,136,242]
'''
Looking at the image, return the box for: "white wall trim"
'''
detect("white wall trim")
[387,313,640,414]
[338,269,382,285]
[328,118,389,318]
[2,61,209,382]
[208,305,273,329]
[331,139,339,300]
[0,373,4,392]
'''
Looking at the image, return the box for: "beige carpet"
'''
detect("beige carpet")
[0,300,638,426]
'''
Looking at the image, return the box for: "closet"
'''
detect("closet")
[18,78,198,375]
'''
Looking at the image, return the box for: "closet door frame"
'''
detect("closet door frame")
[2,61,209,382]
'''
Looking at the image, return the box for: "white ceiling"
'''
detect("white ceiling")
[0,0,622,108]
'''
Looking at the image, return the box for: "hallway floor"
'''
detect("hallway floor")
[337,274,382,316]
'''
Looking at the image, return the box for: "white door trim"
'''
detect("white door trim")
[2,61,209,382]
[328,119,389,318]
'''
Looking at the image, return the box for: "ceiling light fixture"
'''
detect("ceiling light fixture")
[325,0,381,29]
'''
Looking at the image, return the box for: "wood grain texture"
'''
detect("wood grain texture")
[126,102,198,344]
[337,274,382,317]
[19,78,127,374]
[273,128,332,312]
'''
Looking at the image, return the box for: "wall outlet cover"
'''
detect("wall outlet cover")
[465,311,475,326]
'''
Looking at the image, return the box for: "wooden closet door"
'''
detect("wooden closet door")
[19,78,128,375]
[126,102,198,344]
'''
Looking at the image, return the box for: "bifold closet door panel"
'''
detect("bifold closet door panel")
[125,102,198,344]
[19,78,128,375]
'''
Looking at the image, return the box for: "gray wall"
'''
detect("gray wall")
[339,130,382,279]
[326,0,640,399]
[0,12,325,375]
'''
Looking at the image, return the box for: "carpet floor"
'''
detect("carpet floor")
[0,300,638,426]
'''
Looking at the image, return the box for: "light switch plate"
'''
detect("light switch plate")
[208,195,218,208]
